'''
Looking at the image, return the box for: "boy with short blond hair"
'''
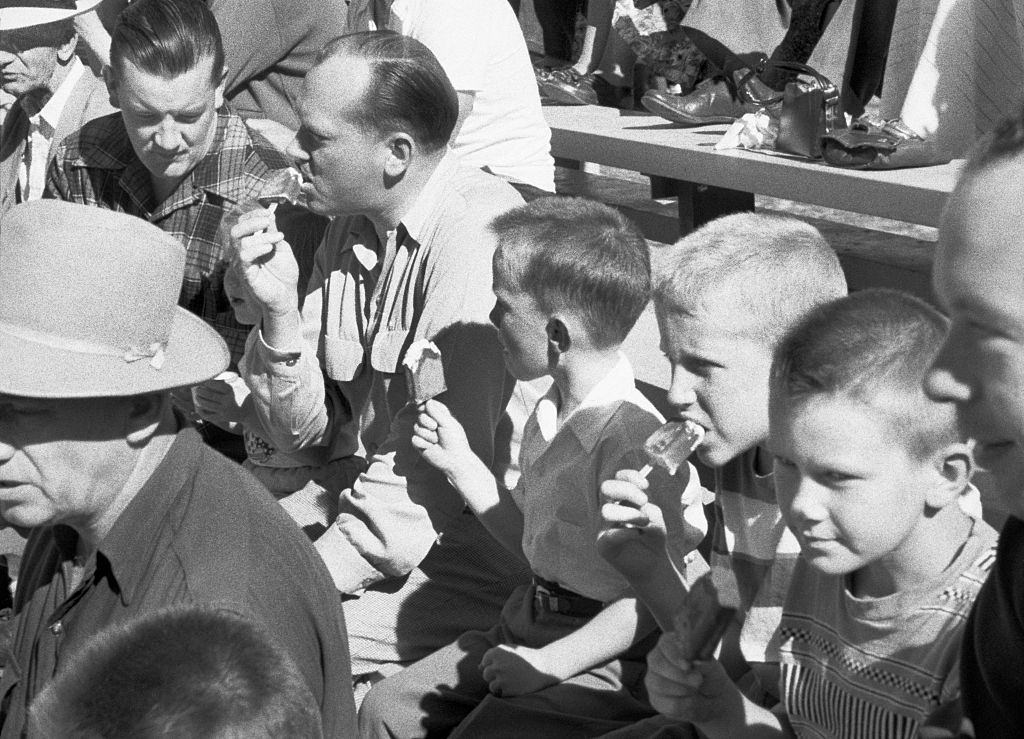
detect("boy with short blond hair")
[643,289,997,738]
[601,213,848,711]
[358,196,708,736]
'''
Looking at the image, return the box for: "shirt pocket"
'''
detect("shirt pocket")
[322,336,365,382]
[370,328,411,375]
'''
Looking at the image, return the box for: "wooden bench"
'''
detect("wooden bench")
[545,104,953,300]
[544,104,962,229]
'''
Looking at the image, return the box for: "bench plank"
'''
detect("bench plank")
[543,105,962,228]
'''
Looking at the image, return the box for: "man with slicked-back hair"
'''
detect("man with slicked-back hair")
[232,31,533,697]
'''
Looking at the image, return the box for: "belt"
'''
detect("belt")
[532,576,603,619]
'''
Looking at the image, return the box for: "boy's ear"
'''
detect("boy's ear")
[925,441,975,509]
[546,316,570,353]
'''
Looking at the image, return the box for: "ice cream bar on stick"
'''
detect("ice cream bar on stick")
[668,573,737,659]
[638,419,704,478]
[256,167,305,213]
[403,339,447,405]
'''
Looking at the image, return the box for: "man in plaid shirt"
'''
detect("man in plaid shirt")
[45,0,302,365]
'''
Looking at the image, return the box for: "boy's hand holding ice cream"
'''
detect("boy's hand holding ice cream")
[192,371,253,433]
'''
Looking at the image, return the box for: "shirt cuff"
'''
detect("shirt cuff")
[314,522,384,594]
[255,328,304,369]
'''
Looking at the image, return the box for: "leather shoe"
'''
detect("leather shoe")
[539,68,599,106]
[641,71,776,126]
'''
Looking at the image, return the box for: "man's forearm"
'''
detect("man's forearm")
[244,328,331,452]
[262,307,304,354]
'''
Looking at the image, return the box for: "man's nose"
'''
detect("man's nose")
[924,338,974,405]
[153,119,182,151]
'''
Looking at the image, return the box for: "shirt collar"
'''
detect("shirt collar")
[534,353,640,453]
[398,152,457,244]
[32,57,83,131]
[94,425,203,607]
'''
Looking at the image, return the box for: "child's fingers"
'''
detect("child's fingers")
[647,639,700,687]
[416,410,439,432]
[422,397,456,426]
[192,386,228,408]
[600,477,649,508]
[615,468,650,488]
[410,429,439,451]
[600,501,652,528]
[642,500,667,531]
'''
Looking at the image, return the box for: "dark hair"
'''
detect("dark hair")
[315,31,457,153]
[491,196,651,348]
[771,289,961,459]
[28,605,322,738]
[654,212,846,345]
[109,0,224,86]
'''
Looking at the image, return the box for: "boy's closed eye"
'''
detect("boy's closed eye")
[662,352,723,376]
[774,455,861,485]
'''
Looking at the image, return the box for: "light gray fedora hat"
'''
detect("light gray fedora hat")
[0,200,228,398]
[0,0,104,30]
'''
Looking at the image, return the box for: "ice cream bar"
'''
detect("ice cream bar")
[639,419,704,477]
[670,573,736,660]
[403,340,447,404]
[257,167,304,211]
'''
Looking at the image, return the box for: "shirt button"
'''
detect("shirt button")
[49,621,63,636]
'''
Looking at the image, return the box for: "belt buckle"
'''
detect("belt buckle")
[533,583,562,614]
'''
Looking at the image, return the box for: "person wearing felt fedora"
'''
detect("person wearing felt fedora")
[0,0,113,215]
[0,200,358,737]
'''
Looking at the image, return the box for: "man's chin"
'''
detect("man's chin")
[0,501,50,530]
[972,445,1024,523]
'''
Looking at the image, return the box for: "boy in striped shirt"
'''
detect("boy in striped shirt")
[643,290,996,738]
[601,212,848,715]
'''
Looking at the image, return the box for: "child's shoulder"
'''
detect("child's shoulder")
[944,519,999,602]
[595,387,664,446]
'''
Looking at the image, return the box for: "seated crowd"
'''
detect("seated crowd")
[0,0,1022,737]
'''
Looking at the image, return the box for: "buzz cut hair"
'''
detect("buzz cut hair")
[28,605,322,739]
[491,196,651,349]
[315,31,458,154]
[771,289,962,460]
[109,0,225,87]
[653,212,847,345]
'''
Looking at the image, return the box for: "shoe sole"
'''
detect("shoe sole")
[539,80,598,106]
[640,95,738,126]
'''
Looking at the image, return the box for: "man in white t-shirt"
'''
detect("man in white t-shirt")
[347,0,556,192]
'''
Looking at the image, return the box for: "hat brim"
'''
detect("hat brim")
[0,307,229,399]
[0,0,104,30]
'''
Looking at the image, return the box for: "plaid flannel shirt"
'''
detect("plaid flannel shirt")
[45,109,292,362]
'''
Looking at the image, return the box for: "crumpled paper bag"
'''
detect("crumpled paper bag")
[714,110,778,151]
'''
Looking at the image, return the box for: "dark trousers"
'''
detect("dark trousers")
[534,0,587,61]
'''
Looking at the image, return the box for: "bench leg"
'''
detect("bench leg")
[650,177,755,233]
